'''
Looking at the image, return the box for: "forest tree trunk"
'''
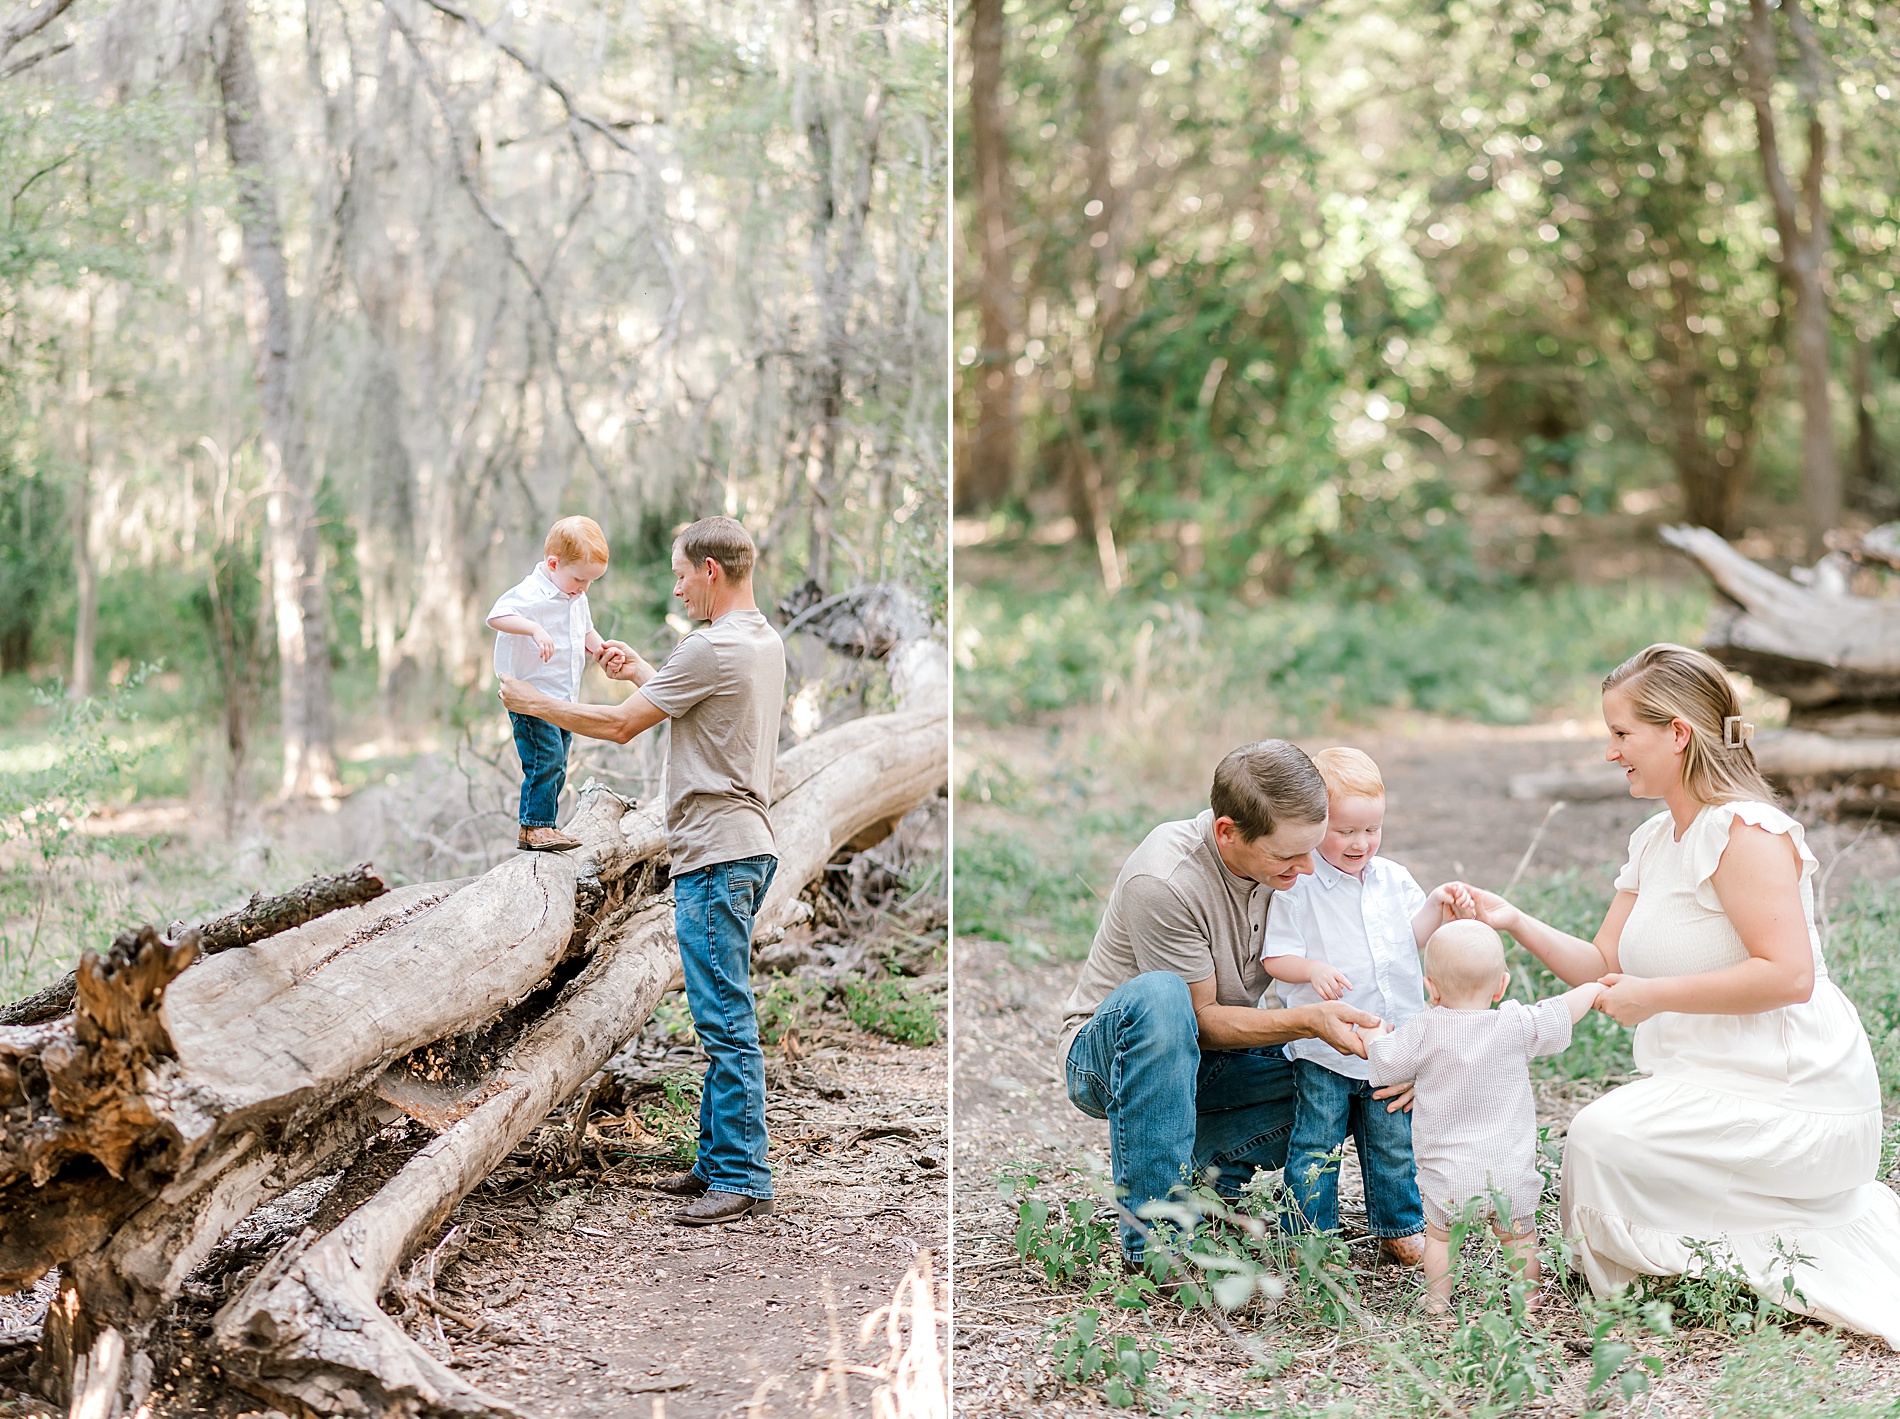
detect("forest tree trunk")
[798,8,883,595]
[216,0,340,799]
[1747,0,1838,552]
[68,286,95,700]
[963,0,1016,512]
[1853,332,1885,496]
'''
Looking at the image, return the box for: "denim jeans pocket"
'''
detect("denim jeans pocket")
[1066,1059,1109,1119]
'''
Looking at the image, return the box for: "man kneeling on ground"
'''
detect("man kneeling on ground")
[1057,740,1416,1270]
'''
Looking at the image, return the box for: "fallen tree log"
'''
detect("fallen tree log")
[760,710,948,929]
[213,900,679,1418]
[1661,524,1900,709]
[0,863,389,1028]
[0,709,946,1415]
[1510,728,1900,801]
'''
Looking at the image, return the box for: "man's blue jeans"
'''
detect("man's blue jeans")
[509,711,572,828]
[1282,1058,1424,1238]
[1065,972,1297,1261]
[674,854,778,1200]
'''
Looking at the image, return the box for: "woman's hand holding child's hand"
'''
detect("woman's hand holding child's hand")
[1308,963,1354,1001]
[1464,886,1521,935]
[1591,973,1658,1027]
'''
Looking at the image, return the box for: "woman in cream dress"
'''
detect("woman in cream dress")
[1475,644,1900,1347]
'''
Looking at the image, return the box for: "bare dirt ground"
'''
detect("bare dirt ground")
[0,1010,946,1419]
[951,712,1900,1416]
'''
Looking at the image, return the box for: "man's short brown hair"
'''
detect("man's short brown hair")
[1209,740,1329,842]
[675,516,756,583]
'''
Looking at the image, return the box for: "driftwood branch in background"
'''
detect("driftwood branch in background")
[0,863,388,1028]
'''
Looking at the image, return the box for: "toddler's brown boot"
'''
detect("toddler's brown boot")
[518,826,583,852]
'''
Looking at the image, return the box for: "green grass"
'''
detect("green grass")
[1826,881,1900,1108]
[1504,866,1638,1083]
[953,825,1110,963]
[955,575,1709,728]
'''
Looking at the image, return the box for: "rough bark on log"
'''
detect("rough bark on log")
[0,864,388,1029]
[213,901,681,1419]
[0,882,464,1294]
[1662,524,1900,705]
[64,1092,399,1332]
[2,710,945,1413]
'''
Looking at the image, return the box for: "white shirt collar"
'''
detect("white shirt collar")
[1311,851,1369,890]
[531,563,579,599]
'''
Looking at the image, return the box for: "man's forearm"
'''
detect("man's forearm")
[527,695,652,744]
[1193,1001,1321,1050]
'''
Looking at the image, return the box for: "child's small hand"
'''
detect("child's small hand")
[532,625,557,663]
[1430,882,1477,922]
[1359,1018,1391,1043]
[1309,963,1354,1001]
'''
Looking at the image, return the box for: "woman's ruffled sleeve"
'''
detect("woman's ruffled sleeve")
[1687,800,1819,913]
[1612,812,1672,894]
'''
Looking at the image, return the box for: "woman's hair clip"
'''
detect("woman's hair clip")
[1722,715,1755,749]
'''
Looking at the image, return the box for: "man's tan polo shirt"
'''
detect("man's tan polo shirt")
[1056,810,1277,1070]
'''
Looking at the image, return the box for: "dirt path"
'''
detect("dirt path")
[950,715,1900,1416]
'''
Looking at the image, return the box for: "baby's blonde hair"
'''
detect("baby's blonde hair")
[1425,920,1506,1000]
[1312,746,1384,802]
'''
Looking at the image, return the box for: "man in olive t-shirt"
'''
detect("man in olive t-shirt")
[500,516,786,1228]
[1059,741,1396,1268]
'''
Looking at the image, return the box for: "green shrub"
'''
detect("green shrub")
[952,825,1105,961]
[1044,1309,1166,1408]
[841,976,943,1045]
[1000,1170,1118,1287]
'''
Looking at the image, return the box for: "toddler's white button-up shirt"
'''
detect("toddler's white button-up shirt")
[1264,852,1427,1081]
[487,564,594,701]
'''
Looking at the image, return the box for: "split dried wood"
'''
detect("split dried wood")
[213,900,681,1418]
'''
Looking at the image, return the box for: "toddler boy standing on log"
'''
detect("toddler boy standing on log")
[486,516,616,853]
[497,516,788,1227]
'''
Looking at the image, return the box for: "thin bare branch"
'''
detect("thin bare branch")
[0,0,75,63]
[385,0,607,483]
[0,36,68,76]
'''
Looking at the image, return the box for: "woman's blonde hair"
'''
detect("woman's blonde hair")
[1602,644,1778,806]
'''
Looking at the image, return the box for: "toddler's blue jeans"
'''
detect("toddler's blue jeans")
[674,854,779,1200]
[1281,1058,1425,1239]
[509,711,572,828]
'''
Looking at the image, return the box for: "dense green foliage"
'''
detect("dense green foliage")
[958,0,1900,592]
